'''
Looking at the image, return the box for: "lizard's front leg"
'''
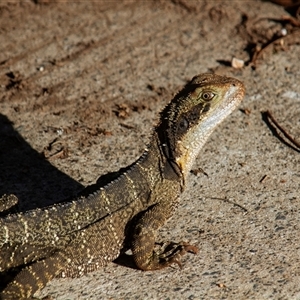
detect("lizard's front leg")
[131,203,198,271]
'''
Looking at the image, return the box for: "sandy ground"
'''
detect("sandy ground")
[0,0,300,299]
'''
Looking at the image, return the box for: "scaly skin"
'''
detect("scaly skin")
[0,73,245,299]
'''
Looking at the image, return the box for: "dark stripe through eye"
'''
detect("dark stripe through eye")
[176,102,211,136]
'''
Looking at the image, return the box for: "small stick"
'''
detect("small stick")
[190,168,209,177]
[265,110,300,149]
[210,197,248,213]
[250,30,300,66]
[259,174,267,183]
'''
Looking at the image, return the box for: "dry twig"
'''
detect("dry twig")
[265,110,300,149]
[210,197,248,213]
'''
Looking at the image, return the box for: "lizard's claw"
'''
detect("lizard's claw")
[157,241,199,269]
[181,242,199,255]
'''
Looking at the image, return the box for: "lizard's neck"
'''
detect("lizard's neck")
[134,132,185,189]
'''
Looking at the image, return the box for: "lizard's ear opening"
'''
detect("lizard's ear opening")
[176,116,189,135]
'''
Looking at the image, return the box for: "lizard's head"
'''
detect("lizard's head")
[157,73,245,179]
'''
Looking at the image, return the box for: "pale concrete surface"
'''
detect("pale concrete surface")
[0,1,299,299]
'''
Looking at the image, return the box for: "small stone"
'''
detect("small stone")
[231,57,244,69]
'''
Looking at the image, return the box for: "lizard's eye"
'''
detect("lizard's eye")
[201,92,215,102]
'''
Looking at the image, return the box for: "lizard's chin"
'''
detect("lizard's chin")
[175,140,205,180]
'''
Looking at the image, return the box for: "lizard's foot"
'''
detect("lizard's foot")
[156,241,198,269]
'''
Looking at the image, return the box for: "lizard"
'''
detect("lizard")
[0,73,245,299]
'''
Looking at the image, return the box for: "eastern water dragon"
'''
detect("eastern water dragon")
[0,73,245,299]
